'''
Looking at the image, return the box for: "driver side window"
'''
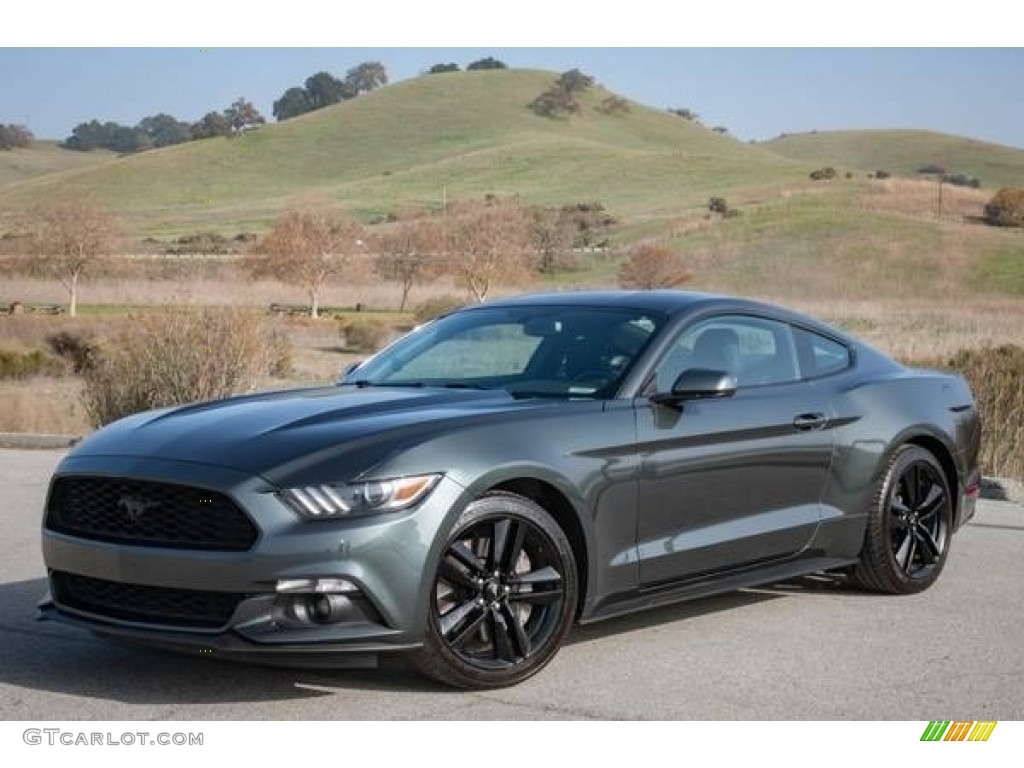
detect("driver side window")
[654,315,801,392]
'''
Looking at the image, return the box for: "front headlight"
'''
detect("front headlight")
[278,473,441,520]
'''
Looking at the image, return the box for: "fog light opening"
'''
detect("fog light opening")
[308,594,352,625]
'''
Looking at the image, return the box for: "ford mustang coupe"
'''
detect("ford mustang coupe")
[39,291,981,688]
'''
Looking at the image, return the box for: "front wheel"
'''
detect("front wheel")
[412,492,578,689]
[854,444,954,594]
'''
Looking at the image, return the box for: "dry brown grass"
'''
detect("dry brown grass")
[781,297,1024,361]
[1,263,464,312]
[856,178,989,222]
[0,378,90,434]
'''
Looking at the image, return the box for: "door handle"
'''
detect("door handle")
[793,413,827,431]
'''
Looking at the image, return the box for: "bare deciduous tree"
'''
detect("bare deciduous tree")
[373,218,442,312]
[248,200,364,318]
[528,207,575,273]
[443,198,534,302]
[617,244,692,290]
[25,198,120,317]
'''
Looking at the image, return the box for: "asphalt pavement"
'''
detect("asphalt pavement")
[1,448,1021,720]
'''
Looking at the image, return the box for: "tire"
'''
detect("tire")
[853,444,954,594]
[412,492,578,689]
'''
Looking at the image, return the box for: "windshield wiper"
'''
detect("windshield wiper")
[506,389,573,400]
[346,380,425,388]
[434,382,491,390]
[346,380,491,390]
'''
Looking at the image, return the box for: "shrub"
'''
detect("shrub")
[983,188,1024,228]
[938,346,1024,481]
[918,164,946,175]
[165,232,232,255]
[265,327,294,378]
[339,317,390,353]
[0,348,63,380]
[0,123,33,150]
[413,295,466,324]
[618,244,691,290]
[596,96,630,115]
[909,346,1024,481]
[46,331,98,374]
[667,107,699,122]
[944,173,981,189]
[81,308,286,427]
[528,86,580,118]
[709,197,729,215]
[809,167,837,181]
[874,170,891,180]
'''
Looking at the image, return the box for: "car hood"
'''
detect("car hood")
[68,386,559,482]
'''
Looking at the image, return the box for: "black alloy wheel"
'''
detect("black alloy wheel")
[889,459,949,579]
[854,444,954,594]
[413,492,577,688]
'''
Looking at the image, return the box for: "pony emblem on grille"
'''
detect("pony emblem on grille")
[117,495,159,525]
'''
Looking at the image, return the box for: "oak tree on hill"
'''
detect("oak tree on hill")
[273,87,315,121]
[668,107,700,122]
[345,62,388,95]
[428,63,460,74]
[224,98,265,134]
[190,111,232,140]
[137,113,191,147]
[467,57,507,71]
[556,68,595,93]
[305,71,353,109]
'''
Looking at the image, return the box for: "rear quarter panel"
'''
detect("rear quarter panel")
[816,358,980,559]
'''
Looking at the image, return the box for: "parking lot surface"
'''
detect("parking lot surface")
[2,448,1021,720]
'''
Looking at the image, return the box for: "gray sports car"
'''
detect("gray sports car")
[39,291,981,688]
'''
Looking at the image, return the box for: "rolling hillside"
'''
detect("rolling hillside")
[0,70,807,235]
[763,129,1024,189]
[0,141,117,187]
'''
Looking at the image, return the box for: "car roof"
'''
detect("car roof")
[472,290,862,346]
[478,290,724,315]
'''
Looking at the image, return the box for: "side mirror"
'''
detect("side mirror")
[650,368,737,406]
[338,360,363,384]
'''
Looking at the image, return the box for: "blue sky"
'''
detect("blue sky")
[2,48,1022,147]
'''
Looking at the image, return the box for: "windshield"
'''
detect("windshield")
[344,305,665,399]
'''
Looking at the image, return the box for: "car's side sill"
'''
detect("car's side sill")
[579,555,858,625]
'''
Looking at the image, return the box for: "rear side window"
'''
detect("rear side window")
[794,327,852,379]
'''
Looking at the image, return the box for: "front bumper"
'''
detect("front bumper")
[40,454,466,664]
[37,598,417,668]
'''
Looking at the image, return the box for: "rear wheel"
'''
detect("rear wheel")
[854,444,953,594]
[412,492,577,689]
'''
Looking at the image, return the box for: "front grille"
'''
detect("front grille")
[51,571,245,629]
[46,476,259,551]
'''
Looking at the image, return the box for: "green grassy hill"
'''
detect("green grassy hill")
[763,129,1024,189]
[0,141,117,187]
[0,70,807,235]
